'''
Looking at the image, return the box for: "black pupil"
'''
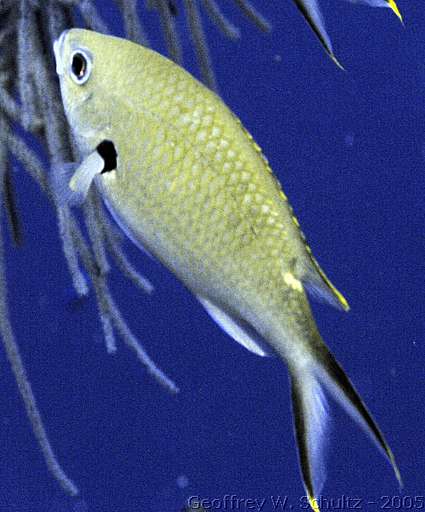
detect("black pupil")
[72,53,86,79]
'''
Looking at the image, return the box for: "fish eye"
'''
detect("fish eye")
[70,50,92,85]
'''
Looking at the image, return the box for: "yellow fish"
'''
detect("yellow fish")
[293,0,403,67]
[53,29,401,511]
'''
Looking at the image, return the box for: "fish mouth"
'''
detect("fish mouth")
[53,29,69,76]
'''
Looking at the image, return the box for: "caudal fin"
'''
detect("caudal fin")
[290,368,329,512]
[293,0,403,68]
[316,346,402,485]
[292,0,343,69]
[290,347,401,512]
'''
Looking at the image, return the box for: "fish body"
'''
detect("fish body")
[54,29,400,511]
[55,28,329,364]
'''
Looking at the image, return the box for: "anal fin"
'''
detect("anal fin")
[198,296,271,357]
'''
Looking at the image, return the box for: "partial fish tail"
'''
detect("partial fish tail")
[290,367,328,512]
[289,339,401,512]
[293,0,403,69]
[387,0,403,23]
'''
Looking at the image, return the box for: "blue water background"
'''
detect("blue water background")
[1,2,424,511]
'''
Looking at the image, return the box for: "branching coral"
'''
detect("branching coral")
[0,0,270,496]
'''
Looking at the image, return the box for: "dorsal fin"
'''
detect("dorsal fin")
[276,189,350,312]
[302,251,349,312]
[233,108,349,313]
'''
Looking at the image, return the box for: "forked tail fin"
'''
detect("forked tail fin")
[289,346,402,512]
[290,369,328,512]
[293,0,403,68]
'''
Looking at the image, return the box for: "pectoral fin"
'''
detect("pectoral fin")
[52,151,104,207]
[51,140,118,207]
[198,297,270,357]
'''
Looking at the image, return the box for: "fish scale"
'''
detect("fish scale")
[54,29,402,512]
[99,71,300,316]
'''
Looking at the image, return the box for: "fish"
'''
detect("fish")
[53,29,401,512]
[293,0,403,67]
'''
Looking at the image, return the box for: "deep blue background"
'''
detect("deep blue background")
[1,2,423,511]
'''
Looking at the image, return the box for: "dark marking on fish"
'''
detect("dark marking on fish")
[97,140,117,173]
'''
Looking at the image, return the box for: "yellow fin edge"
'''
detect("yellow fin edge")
[309,495,321,512]
[236,110,350,312]
[306,250,350,312]
[315,262,350,312]
[388,0,403,23]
